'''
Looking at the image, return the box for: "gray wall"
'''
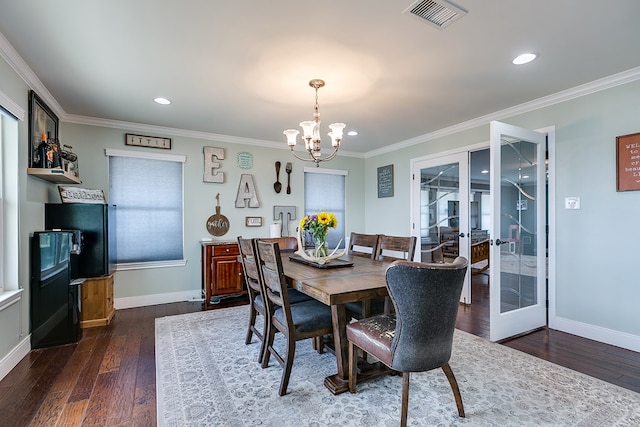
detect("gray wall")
[2,51,639,375]
[60,123,366,302]
[363,80,640,343]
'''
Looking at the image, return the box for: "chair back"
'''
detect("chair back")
[258,237,298,252]
[348,232,380,259]
[386,257,468,372]
[238,237,261,293]
[255,240,289,311]
[376,235,417,261]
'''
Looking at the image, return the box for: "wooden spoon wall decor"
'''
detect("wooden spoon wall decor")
[274,161,282,193]
[206,193,230,236]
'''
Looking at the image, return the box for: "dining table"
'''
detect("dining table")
[281,253,392,394]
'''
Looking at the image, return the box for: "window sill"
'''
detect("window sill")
[0,289,23,313]
[115,259,188,271]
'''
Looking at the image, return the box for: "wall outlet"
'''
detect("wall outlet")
[565,197,580,209]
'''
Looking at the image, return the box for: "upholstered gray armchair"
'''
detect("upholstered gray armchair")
[346,257,468,427]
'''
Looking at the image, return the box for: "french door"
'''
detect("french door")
[412,152,471,303]
[489,121,547,341]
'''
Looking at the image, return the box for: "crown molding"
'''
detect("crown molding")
[364,66,640,158]
[3,30,637,161]
[64,113,364,158]
[0,32,64,119]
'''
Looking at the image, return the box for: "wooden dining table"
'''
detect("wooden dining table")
[281,253,392,394]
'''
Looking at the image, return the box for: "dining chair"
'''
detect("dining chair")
[345,232,383,319]
[237,237,269,363]
[346,257,468,427]
[347,232,380,259]
[375,234,418,313]
[238,236,312,364]
[375,235,417,262]
[255,240,334,396]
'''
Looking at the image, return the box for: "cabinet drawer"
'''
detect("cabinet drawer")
[211,244,239,257]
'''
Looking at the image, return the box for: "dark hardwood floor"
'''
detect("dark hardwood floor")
[1,278,638,426]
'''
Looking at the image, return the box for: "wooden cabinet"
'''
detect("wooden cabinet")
[80,274,114,328]
[201,242,244,307]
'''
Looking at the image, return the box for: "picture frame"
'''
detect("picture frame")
[245,216,263,227]
[28,90,59,168]
[377,164,394,198]
[616,132,640,192]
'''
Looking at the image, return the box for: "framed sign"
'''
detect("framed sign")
[125,133,172,149]
[58,186,106,204]
[245,216,263,227]
[377,164,394,198]
[616,132,640,192]
[28,90,59,168]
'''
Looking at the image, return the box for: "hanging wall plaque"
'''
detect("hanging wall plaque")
[206,193,230,236]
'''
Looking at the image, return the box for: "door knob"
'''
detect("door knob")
[458,232,466,238]
[494,238,504,246]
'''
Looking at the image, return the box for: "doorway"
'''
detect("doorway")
[411,122,553,342]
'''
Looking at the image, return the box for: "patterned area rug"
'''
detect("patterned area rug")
[155,306,640,426]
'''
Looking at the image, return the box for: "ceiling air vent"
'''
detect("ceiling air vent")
[403,0,468,30]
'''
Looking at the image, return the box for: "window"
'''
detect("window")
[0,104,20,295]
[304,167,347,249]
[106,149,185,268]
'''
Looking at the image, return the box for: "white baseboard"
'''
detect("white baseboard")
[114,290,202,310]
[551,316,640,353]
[0,335,31,381]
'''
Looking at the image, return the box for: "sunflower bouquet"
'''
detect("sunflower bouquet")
[299,212,338,257]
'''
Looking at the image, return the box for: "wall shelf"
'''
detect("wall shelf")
[27,168,81,184]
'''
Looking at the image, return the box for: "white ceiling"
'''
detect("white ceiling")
[2,0,640,156]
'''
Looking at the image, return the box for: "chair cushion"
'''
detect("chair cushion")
[345,298,385,318]
[346,315,395,367]
[274,300,333,333]
[287,288,312,304]
[253,293,264,311]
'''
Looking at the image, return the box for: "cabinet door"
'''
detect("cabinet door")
[212,256,243,295]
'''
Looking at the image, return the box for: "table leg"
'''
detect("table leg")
[323,303,351,395]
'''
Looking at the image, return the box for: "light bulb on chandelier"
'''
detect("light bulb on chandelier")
[283,79,345,167]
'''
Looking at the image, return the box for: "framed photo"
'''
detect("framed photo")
[28,90,59,168]
[245,216,262,227]
[616,132,640,191]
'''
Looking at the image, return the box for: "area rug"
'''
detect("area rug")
[155,306,640,426]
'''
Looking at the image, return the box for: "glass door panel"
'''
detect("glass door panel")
[490,121,547,341]
[413,152,470,303]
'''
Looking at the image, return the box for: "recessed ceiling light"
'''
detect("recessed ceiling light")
[347,130,358,136]
[481,169,489,174]
[154,97,171,105]
[512,53,537,65]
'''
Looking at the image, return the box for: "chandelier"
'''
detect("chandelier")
[283,79,345,166]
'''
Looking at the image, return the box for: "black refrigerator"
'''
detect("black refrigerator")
[30,231,82,348]
[45,203,117,278]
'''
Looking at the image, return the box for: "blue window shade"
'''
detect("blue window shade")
[304,169,346,249]
[109,154,184,263]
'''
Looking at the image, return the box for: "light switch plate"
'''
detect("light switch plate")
[565,197,580,209]
[125,133,172,149]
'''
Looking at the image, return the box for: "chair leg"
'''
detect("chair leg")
[348,342,357,393]
[401,372,409,427]
[257,314,269,364]
[245,303,257,345]
[261,324,276,369]
[278,334,296,396]
[442,363,465,418]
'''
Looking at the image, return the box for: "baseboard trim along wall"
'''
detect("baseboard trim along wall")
[114,290,202,310]
[552,316,640,353]
[0,335,30,382]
